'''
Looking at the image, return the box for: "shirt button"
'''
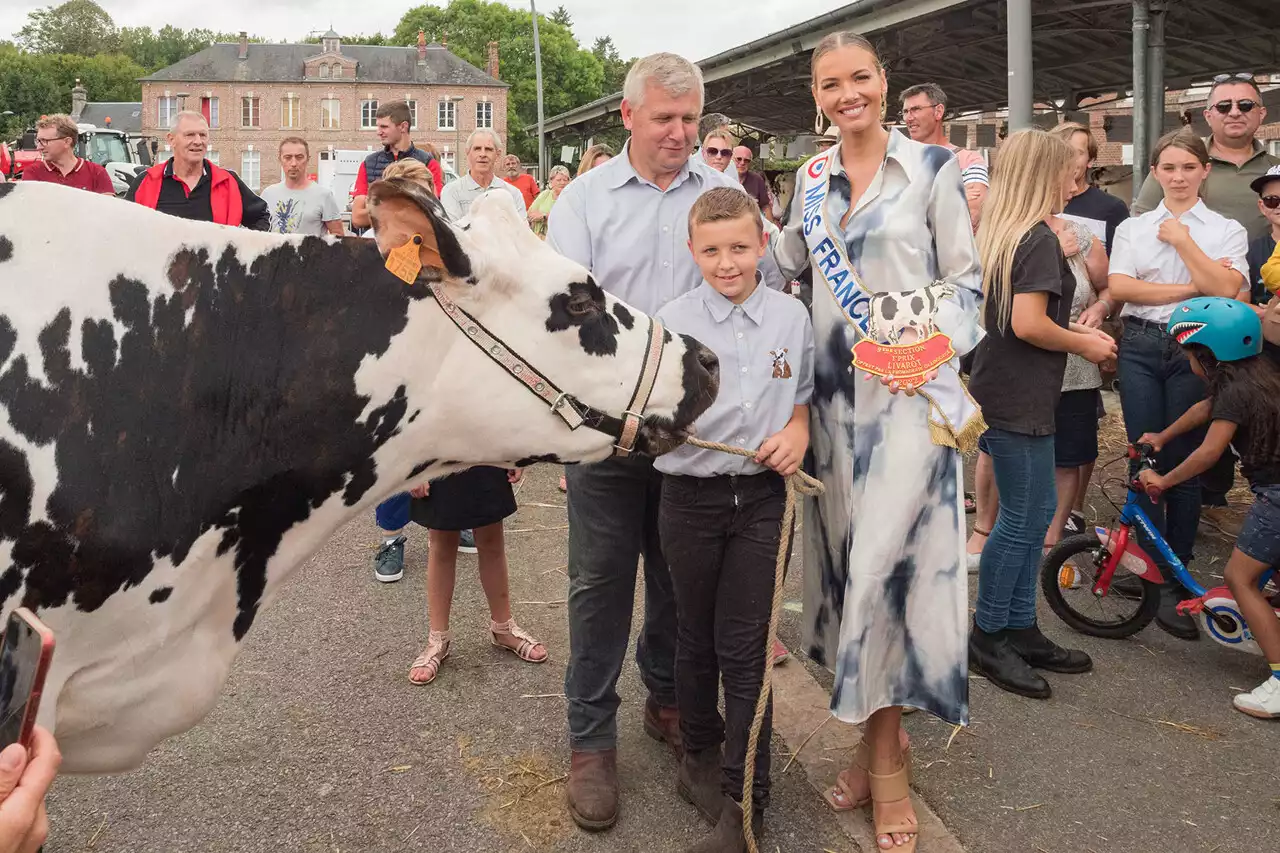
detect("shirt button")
[737,332,744,339]
[744,401,753,409]
[740,366,748,373]
[662,225,670,232]
[737,436,746,444]
[663,261,670,268]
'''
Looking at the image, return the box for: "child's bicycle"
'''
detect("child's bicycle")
[1040,442,1280,654]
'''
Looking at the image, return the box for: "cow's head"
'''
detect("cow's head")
[366,179,719,468]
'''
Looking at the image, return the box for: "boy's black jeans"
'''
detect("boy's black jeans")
[658,470,791,810]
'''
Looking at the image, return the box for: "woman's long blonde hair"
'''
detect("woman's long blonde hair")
[976,129,1073,330]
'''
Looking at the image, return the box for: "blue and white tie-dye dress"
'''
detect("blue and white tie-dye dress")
[773,132,984,726]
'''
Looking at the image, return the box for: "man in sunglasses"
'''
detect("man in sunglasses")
[1134,72,1278,241]
[1248,165,1280,303]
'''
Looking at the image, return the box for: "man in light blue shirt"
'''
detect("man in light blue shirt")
[547,52,780,834]
[438,129,526,221]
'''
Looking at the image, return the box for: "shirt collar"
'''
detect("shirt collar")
[1204,135,1268,166]
[1153,198,1209,223]
[825,130,915,182]
[163,158,210,179]
[387,142,417,159]
[603,140,695,191]
[42,157,83,174]
[699,274,766,324]
[463,172,499,191]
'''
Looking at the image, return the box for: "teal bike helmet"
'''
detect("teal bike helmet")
[1167,297,1263,362]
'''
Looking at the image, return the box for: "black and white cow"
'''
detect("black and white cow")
[869,282,957,344]
[0,181,718,772]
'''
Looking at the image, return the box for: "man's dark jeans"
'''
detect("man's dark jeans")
[659,471,788,810]
[564,455,677,752]
[1117,319,1207,568]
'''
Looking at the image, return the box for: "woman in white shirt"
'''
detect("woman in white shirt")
[1108,129,1249,639]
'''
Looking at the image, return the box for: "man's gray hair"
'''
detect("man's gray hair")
[900,83,947,110]
[465,128,501,152]
[623,52,704,110]
[168,110,209,132]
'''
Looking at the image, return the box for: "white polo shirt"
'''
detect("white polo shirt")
[438,172,526,221]
[1111,200,1249,324]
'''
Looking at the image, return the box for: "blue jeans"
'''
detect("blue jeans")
[564,455,678,752]
[375,492,411,532]
[975,428,1057,633]
[1117,319,1206,568]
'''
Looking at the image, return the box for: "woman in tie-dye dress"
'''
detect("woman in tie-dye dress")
[772,32,983,852]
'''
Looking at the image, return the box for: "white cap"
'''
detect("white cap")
[823,124,840,139]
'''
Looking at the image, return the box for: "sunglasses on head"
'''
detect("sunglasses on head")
[1212,99,1258,114]
[1262,195,1280,210]
[703,147,733,158]
[1212,72,1255,85]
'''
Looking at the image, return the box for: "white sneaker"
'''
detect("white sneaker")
[1232,677,1280,719]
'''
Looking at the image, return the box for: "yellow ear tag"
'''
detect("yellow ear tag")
[386,234,423,284]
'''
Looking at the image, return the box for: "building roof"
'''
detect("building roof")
[536,0,1280,137]
[78,102,144,134]
[140,42,506,88]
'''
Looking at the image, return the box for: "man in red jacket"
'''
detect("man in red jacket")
[126,111,269,230]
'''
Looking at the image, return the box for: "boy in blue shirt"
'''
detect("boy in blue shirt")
[656,187,815,851]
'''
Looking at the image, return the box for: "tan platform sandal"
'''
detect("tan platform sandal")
[868,761,917,852]
[825,741,912,812]
[408,630,451,685]
[490,618,547,663]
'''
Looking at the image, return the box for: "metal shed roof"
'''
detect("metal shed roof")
[536,0,1280,138]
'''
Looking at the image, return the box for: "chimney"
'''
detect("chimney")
[486,41,499,80]
[417,30,427,63]
[70,78,87,120]
[238,31,248,60]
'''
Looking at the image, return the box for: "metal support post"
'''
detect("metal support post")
[530,0,547,182]
[1006,0,1034,132]
[1132,0,1151,204]
[1146,1,1167,150]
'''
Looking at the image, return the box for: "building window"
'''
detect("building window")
[1271,140,1280,158]
[319,63,330,78]
[332,64,342,78]
[241,96,260,128]
[476,101,493,129]
[241,150,260,190]
[201,96,219,128]
[407,100,418,130]
[158,96,178,128]
[281,96,300,129]
[441,149,455,172]
[206,148,219,165]
[320,98,340,130]
[438,99,456,131]
[361,99,379,129]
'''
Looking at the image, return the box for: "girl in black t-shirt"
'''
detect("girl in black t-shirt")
[968,129,1118,700]
[1138,297,1280,719]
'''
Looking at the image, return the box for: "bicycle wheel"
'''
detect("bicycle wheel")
[1040,532,1160,639]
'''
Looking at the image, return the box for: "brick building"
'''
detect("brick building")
[139,30,509,188]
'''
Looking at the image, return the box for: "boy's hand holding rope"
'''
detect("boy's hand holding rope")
[682,437,824,853]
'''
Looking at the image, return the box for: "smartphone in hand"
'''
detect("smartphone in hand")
[0,608,55,751]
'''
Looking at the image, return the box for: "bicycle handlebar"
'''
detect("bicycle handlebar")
[1127,443,1163,502]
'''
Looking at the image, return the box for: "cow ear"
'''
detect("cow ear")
[369,179,472,281]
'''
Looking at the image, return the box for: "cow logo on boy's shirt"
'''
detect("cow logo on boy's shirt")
[770,348,792,379]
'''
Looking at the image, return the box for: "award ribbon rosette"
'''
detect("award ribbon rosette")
[797,147,986,452]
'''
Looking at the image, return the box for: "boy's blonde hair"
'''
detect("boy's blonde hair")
[688,187,763,236]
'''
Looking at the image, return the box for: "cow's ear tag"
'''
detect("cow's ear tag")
[386,235,424,284]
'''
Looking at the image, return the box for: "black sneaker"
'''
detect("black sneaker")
[1005,624,1092,673]
[374,535,406,583]
[1155,586,1200,641]
[1063,511,1087,535]
[968,625,1051,699]
[457,529,478,554]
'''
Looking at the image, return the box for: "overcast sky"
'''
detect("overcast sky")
[2,0,844,64]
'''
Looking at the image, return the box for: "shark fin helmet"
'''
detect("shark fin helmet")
[1166,297,1263,362]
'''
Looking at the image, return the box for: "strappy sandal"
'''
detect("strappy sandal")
[490,618,548,663]
[868,761,918,852]
[825,742,912,812]
[408,630,451,685]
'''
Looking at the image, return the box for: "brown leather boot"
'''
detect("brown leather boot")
[643,695,682,755]
[682,796,764,853]
[677,746,723,826]
[566,749,618,831]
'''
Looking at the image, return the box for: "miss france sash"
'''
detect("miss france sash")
[798,147,985,453]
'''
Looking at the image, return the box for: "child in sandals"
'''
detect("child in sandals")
[406,466,547,684]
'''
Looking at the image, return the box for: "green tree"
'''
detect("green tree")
[393,0,604,160]
[0,51,62,134]
[16,0,118,56]
[302,32,389,46]
[549,6,573,28]
[35,52,147,102]
[591,36,632,94]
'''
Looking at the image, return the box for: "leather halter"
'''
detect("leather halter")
[428,282,666,457]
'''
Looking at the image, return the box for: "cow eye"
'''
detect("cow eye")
[567,292,597,317]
